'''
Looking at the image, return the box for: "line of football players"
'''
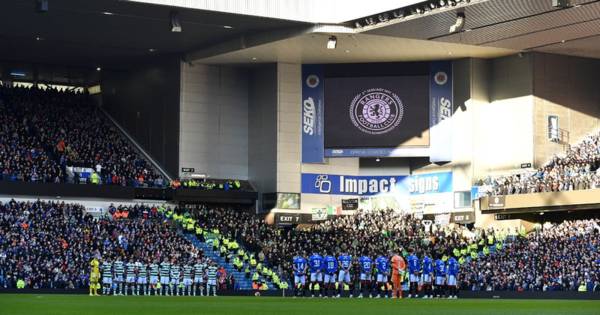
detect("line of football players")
[292,249,460,299]
[98,257,220,296]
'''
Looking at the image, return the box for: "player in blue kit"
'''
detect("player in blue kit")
[293,255,307,297]
[434,256,446,298]
[446,256,459,299]
[358,254,373,298]
[374,255,389,298]
[308,252,323,297]
[337,253,353,298]
[407,249,420,298]
[421,254,434,298]
[323,254,338,298]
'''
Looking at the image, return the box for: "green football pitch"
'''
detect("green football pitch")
[0,294,599,315]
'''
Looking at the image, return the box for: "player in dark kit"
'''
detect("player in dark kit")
[323,254,338,298]
[308,252,324,297]
[421,254,434,298]
[337,253,353,298]
[358,254,373,298]
[446,256,459,299]
[407,250,420,298]
[434,256,446,298]
[374,255,389,298]
[293,255,307,297]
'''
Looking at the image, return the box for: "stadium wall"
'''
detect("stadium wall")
[101,56,181,177]
[179,63,249,180]
[276,63,302,194]
[415,55,535,190]
[176,62,303,208]
[471,54,535,178]
[480,188,600,212]
[532,53,600,166]
[358,158,410,175]
[248,64,278,195]
[294,56,542,219]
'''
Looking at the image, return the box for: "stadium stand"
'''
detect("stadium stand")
[464,219,600,292]
[4,1,600,315]
[0,198,598,293]
[184,207,600,293]
[0,199,277,292]
[168,206,283,290]
[0,87,64,183]
[0,200,202,290]
[0,85,165,187]
[485,130,600,196]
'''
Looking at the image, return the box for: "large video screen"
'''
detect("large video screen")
[324,75,429,148]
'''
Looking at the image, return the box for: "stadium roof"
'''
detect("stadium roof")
[125,0,425,24]
[193,32,514,65]
[186,0,600,65]
[363,0,600,60]
[0,0,311,68]
[3,0,600,69]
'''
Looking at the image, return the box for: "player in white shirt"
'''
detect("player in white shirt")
[193,259,206,296]
[136,260,149,296]
[182,263,194,296]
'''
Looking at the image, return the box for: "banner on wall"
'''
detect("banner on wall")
[301,64,325,163]
[311,208,328,221]
[429,61,453,163]
[341,198,359,210]
[409,192,453,213]
[301,172,452,196]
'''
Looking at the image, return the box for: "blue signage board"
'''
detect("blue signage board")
[301,172,453,196]
[429,61,453,163]
[301,64,325,163]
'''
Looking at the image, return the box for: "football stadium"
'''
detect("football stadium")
[0,0,599,314]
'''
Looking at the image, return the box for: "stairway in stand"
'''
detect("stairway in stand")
[182,233,276,290]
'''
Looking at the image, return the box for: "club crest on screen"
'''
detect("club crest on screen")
[349,88,404,135]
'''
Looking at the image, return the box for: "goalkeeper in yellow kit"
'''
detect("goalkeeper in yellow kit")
[90,258,101,296]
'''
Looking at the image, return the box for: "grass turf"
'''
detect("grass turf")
[0,294,599,315]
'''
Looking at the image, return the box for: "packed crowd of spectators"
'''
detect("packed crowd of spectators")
[0,85,164,187]
[463,219,600,292]
[265,210,484,277]
[0,87,64,183]
[486,130,600,195]
[1,199,598,292]
[188,207,485,285]
[186,206,599,292]
[0,200,200,289]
